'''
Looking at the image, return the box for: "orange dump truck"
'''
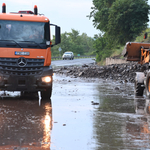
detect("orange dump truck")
[123,36,150,98]
[0,3,61,99]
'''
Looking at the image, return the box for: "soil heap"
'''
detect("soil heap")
[54,62,149,83]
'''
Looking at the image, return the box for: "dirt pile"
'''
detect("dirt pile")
[54,62,149,83]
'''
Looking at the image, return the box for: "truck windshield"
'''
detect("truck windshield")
[0,20,50,46]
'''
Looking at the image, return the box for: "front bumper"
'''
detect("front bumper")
[0,66,53,92]
[63,55,71,59]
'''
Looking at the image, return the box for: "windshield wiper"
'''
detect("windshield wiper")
[19,41,43,49]
[0,40,22,48]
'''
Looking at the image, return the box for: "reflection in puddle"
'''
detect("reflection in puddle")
[133,97,150,147]
[93,82,150,150]
[0,95,52,150]
[42,103,52,149]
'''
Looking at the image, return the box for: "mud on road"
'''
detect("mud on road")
[54,62,148,83]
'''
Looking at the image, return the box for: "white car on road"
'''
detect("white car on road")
[62,52,74,60]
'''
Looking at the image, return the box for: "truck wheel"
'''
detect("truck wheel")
[134,72,145,96]
[146,71,150,98]
[41,87,52,100]
[135,81,144,96]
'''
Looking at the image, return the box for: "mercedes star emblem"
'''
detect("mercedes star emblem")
[17,57,27,67]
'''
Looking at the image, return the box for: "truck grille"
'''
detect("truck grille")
[0,58,44,76]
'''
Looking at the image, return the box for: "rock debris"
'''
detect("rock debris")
[54,62,149,83]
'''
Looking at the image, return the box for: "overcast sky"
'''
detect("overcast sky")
[1,0,150,37]
[1,0,99,37]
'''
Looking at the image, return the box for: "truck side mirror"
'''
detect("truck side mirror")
[55,26,61,44]
[50,24,61,47]
[144,32,147,39]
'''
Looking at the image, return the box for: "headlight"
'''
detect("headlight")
[41,76,51,83]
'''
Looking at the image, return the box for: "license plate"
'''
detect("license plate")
[15,51,30,56]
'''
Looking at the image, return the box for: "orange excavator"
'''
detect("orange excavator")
[0,3,61,99]
[123,33,150,97]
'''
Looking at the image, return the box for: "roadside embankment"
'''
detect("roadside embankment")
[54,62,148,83]
[106,57,128,65]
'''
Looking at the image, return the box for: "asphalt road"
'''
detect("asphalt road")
[51,58,96,68]
[0,58,150,150]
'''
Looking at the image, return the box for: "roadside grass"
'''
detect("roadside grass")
[135,28,150,43]
[111,45,125,58]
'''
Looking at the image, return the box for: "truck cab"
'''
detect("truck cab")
[0,3,61,99]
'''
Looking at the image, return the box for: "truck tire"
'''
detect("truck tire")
[41,87,52,100]
[135,81,144,96]
[134,72,145,96]
[146,71,150,98]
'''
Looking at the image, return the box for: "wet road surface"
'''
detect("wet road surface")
[0,74,150,149]
[51,58,95,68]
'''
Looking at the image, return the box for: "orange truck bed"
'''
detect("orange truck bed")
[122,42,150,64]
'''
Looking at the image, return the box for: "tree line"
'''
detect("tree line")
[51,29,96,57]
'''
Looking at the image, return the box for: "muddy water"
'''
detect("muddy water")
[0,74,150,150]
[0,97,52,150]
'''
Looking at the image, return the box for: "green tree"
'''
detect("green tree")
[93,34,112,62]
[68,29,84,55]
[59,32,72,55]
[90,0,150,45]
[89,0,115,32]
[108,0,150,44]
[51,29,96,57]
[80,33,96,55]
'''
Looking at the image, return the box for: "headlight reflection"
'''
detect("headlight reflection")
[42,103,52,149]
